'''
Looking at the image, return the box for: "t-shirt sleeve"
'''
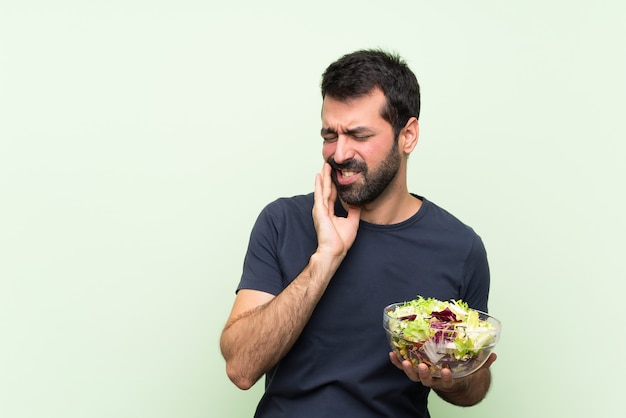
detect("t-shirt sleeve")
[237,204,285,296]
[460,234,491,312]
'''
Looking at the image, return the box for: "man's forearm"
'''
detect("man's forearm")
[220,253,341,390]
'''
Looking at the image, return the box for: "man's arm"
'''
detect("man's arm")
[219,163,361,390]
[220,253,342,390]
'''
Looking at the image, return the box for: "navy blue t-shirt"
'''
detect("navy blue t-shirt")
[237,193,490,418]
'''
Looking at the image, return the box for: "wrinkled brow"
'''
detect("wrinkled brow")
[320,126,373,136]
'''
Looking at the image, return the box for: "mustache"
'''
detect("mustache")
[327,158,367,172]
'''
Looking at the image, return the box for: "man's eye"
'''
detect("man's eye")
[323,136,337,142]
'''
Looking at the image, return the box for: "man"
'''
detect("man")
[220,49,496,417]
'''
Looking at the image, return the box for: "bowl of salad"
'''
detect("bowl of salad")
[383,296,501,378]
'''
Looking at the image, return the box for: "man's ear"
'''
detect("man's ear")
[400,117,419,155]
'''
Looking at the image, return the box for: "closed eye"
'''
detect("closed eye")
[321,128,338,142]
[321,127,374,142]
[346,127,375,141]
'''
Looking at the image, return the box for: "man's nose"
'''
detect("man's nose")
[332,136,354,164]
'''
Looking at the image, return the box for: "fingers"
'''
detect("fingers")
[321,162,334,214]
[481,352,497,370]
[328,182,337,212]
[388,352,455,389]
[415,363,435,386]
[388,351,403,369]
[313,163,329,214]
[314,162,333,212]
[326,166,337,215]
[312,162,360,257]
[313,172,323,210]
[389,352,420,383]
[322,161,331,189]
[433,367,455,390]
[312,163,335,246]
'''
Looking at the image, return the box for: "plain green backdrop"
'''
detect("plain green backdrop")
[1,1,625,417]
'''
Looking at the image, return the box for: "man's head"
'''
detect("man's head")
[321,49,420,139]
[320,50,420,207]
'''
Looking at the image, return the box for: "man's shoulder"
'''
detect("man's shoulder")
[420,197,479,236]
[257,193,315,225]
[264,192,314,212]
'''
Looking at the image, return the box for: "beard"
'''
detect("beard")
[328,141,401,206]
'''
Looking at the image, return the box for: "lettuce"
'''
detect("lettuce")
[387,296,498,360]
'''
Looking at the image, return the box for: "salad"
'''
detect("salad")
[384,296,500,377]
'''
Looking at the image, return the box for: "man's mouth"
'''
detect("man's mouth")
[328,158,366,185]
[340,170,359,178]
[334,168,363,186]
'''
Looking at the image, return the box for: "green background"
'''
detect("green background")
[2,1,624,417]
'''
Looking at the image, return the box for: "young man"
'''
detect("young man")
[220,49,496,417]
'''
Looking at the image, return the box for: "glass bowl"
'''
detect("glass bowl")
[383,301,501,378]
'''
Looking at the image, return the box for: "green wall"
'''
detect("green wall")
[2,1,624,417]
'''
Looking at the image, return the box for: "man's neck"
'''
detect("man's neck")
[344,190,422,225]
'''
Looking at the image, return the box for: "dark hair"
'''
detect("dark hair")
[321,49,421,138]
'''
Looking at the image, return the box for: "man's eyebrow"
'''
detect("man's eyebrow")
[320,126,373,136]
[321,127,337,136]
[344,126,374,135]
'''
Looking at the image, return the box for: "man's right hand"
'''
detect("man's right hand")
[312,162,361,260]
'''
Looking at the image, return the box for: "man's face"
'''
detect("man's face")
[321,88,401,206]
